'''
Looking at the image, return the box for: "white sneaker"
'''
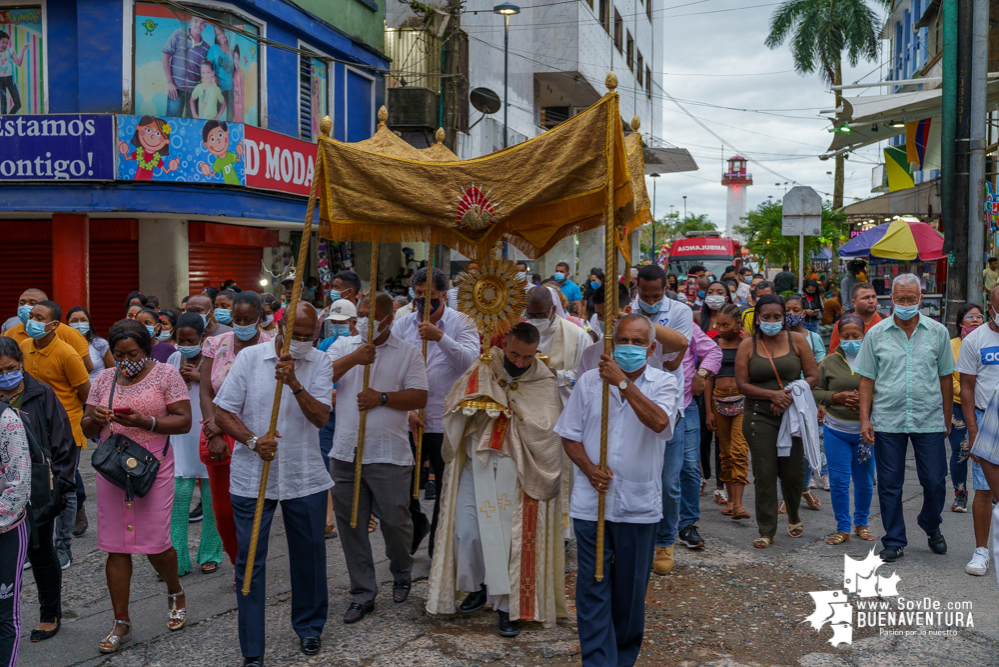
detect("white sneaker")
[966,547,990,576]
[819,474,830,491]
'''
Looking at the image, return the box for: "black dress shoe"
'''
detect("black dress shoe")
[393,580,411,603]
[343,601,374,624]
[459,586,487,614]
[410,518,430,555]
[29,618,60,642]
[243,657,263,667]
[497,611,521,637]
[879,546,905,563]
[927,530,947,554]
[424,479,437,500]
[300,636,321,655]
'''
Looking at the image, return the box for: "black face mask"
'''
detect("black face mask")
[414,297,441,317]
[503,355,530,378]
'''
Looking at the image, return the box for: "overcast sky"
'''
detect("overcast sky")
[645,0,888,229]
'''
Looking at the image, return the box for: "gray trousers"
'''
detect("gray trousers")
[331,458,414,604]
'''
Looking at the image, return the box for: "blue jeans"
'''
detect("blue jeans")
[657,412,684,547]
[873,431,947,549]
[824,426,875,533]
[319,410,335,473]
[574,519,656,667]
[804,319,819,333]
[165,89,192,118]
[679,401,702,530]
[949,403,969,492]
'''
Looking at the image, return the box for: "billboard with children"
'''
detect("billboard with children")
[0,7,44,115]
[115,114,245,185]
[133,3,259,126]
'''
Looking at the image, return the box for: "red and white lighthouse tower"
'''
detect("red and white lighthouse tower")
[722,155,752,239]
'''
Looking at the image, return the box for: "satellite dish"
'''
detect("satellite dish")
[470,87,501,115]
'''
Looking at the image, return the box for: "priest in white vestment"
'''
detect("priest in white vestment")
[427,322,567,636]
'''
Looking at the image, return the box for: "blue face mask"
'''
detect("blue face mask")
[840,339,862,356]
[614,344,648,373]
[554,272,566,282]
[638,298,661,315]
[698,290,706,299]
[200,314,209,327]
[892,302,920,320]
[758,321,783,337]
[177,345,201,359]
[70,322,90,336]
[331,323,352,338]
[144,325,156,339]
[0,369,22,390]
[157,330,172,342]
[232,321,259,341]
[331,290,342,303]
[25,320,49,340]
[17,305,32,323]
[215,308,232,324]
[590,281,600,291]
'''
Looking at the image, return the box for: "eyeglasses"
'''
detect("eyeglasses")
[892,296,920,306]
[290,334,316,343]
[964,313,984,322]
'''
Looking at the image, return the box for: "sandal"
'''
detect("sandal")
[713,488,729,505]
[778,501,786,515]
[368,517,378,533]
[167,589,186,631]
[854,525,875,541]
[731,505,751,521]
[201,561,219,575]
[825,532,850,545]
[98,619,132,653]
[802,491,821,511]
[753,535,774,549]
[721,503,733,516]
[326,522,337,539]
[787,521,804,538]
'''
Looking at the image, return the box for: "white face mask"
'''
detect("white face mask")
[288,339,314,360]
[704,295,727,311]
[356,316,388,341]
[528,312,555,334]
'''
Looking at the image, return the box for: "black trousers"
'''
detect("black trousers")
[0,519,29,667]
[408,431,444,557]
[696,394,720,483]
[26,519,61,623]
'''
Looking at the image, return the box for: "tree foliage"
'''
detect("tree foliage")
[734,200,848,271]
[639,213,716,258]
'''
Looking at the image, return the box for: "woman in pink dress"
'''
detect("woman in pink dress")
[81,319,192,654]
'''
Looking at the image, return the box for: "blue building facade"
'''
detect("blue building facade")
[0,0,387,327]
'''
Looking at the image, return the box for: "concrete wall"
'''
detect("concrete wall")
[292,0,385,52]
[138,219,189,310]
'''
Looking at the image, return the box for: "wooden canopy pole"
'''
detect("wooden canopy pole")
[351,240,379,528]
[596,72,619,582]
[414,239,435,498]
[242,117,331,596]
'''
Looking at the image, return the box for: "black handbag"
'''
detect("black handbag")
[90,371,169,501]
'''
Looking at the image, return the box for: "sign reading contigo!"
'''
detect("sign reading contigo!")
[0,115,116,181]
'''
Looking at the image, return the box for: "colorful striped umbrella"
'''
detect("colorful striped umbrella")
[838,218,945,261]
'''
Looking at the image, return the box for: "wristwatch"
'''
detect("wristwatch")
[246,435,258,451]
[617,378,631,391]
[380,392,389,406]
[697,368,711,379]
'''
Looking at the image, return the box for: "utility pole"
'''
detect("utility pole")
[942,0,962,330]
[968,0,988,303]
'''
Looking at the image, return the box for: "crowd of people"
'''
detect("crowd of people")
[0,256,995,667]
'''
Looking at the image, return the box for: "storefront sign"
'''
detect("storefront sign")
[244,126,315,196]
[116,115,245,185]
[0,114,115,180]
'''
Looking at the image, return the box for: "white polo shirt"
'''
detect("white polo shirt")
[214,343,334,501]
[554,365,680,524]
[327,332,429,466]
[392,307,480,434]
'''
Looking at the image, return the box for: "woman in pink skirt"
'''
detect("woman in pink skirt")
[81,319,192,654]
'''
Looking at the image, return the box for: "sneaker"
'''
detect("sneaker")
[56,544,72,570]
[678,525,705,550]
[713,488,728,505]
[652,546,674,575]
[424,479,437,501]
[952,490,969,513]
[189,501,203,523]
[73,507,89,537]
[22,560,31,570]
[818,474,830,491]
[966,547,990,576]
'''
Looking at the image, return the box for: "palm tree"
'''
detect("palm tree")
[735,200,847,273]
[765,0,890,223]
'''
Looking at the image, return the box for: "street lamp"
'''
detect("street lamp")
[650,173,660,262]
[682,195,687,221]
[493,2,520,149]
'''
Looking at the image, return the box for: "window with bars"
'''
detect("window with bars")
[614,9,623,51]
[646,0,652,21]
[626,31,634,70]
[299,52,329,142]
[599,0,609,32]
[636,51,644,85]
[646,65,652,96]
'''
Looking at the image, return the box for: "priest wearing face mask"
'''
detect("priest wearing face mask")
[328,293,429,623]
[213,302,335,662]
[393,268,481,557]
[427,322,566,637]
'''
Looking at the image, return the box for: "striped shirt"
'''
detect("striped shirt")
[163,29,210,93]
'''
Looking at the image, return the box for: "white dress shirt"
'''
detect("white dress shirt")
[214,343,334,501]
[327,332,429,465]
[392,307,480,433]
[554,365,680,524]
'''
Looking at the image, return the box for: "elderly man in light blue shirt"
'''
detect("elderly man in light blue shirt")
[855,273,954,564]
